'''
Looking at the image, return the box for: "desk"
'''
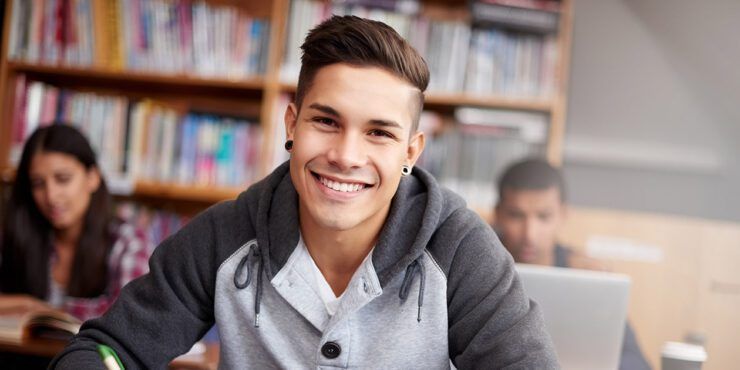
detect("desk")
[0,338,219,369]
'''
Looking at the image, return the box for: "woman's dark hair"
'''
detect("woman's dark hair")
[1,124,115,298]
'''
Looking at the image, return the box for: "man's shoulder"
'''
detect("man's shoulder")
[424,205,503,276]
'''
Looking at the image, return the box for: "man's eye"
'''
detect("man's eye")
[369,129,394,139]
[313,117,336,125]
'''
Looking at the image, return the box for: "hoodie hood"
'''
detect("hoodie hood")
[243,160,467,286]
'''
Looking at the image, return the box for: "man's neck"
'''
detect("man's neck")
[299,212,385,296]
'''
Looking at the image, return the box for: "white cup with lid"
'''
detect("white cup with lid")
[661,342,707,370]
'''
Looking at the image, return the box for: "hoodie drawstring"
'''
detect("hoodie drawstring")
[235,241,426,325]
[233,241,263,327]
[399,257,426,322]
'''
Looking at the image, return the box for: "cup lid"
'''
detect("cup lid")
[661,342,707,362]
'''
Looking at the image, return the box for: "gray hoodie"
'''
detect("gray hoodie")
[51,162,558,369]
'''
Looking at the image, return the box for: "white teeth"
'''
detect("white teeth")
[318,175,365,193]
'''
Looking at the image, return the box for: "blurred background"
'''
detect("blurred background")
[0,0,737,369]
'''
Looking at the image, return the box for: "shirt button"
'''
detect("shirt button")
[321,342,341,359]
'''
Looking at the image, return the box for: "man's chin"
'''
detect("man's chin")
[313,215,360,232]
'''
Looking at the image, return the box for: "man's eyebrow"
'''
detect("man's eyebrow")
[308,103,404,130]
[307,103,340,117]
[368,119,403,130]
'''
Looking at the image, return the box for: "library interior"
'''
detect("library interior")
[0,0,737,369]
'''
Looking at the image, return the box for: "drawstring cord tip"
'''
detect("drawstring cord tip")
[254,313,260,328]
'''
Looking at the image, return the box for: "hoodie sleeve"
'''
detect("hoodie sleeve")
[50,205,227,370]
[442,212,559,369]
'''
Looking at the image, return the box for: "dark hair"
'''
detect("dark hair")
[497,158,566,203]
[1,124,115,298]
[296,15,430,131]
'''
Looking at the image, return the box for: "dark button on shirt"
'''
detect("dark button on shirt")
[321,342,341,359]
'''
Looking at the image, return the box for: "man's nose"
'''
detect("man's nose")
[327,132,366,171]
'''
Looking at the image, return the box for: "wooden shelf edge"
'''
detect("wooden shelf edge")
[424,93,553,112]
[8,61,266,91]
[2,167,244,203]
[279,82,552,112]
[133,181,244,203]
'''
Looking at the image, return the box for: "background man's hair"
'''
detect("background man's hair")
[497,158,566,203]
[296,15,430,131]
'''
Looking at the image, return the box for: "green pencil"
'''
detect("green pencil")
[97,344,124,370]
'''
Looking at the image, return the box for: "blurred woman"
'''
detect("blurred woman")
[0,124,152,321]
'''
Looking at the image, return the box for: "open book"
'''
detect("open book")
[0,309,82,344]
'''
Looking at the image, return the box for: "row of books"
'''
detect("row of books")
[7,0,270,79]
[466,29,557,98]
[281,0,559,98]
[416,108,548,209]
[10,76,263,192]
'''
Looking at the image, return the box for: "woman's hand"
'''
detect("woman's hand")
[0,294,51,315]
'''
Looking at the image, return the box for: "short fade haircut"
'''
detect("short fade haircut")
[296,15,430,131]
[497,158,566,203]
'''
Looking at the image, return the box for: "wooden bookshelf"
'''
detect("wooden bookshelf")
[134,180,243,204]
[8,62,267,93]
[0,0,573,205]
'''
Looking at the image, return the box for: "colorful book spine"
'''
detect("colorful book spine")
[7,0,270,78]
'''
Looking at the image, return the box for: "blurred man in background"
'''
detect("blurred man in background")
[494,158,652,370]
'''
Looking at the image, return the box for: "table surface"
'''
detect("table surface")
[0,337,219,369]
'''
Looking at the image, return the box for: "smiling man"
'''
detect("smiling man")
[51,16,557,369]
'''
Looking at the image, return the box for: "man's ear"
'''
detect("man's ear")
[406,131,425,167]
[284,102,299,141]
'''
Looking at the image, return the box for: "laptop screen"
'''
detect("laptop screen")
[516,264,631,370]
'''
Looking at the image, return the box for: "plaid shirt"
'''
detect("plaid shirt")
[58,223,154,321]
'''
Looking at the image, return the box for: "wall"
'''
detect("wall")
[562,0,740,222]
[560,207,740,370]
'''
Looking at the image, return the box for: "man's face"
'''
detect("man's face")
[285,64,424,236]
[494,187,566,265]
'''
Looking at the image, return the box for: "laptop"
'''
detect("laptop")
[515,264,631,370]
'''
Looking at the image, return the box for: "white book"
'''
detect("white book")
[159,109,178,182]
[455,107,547,144]
[24,81,45,140]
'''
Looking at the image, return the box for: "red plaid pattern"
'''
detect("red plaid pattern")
[63,223,154,321]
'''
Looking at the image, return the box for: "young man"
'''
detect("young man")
[51,17,557,369]
[494,158,651,370]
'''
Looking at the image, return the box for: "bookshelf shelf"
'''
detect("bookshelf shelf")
[7,62,266,94]
[134,181,243,204]
[1,167,242,204]
[279,83,553,112]
[424,93,553,112]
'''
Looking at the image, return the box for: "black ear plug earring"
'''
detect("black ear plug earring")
[401,165,411,176]
[285,140,293,151]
